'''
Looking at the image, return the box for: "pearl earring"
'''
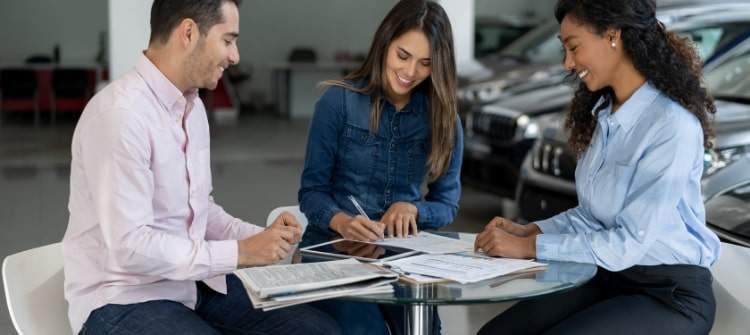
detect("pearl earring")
[611,42,616,48]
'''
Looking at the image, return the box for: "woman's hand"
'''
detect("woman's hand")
[485,216,541,238]
[474,225,537,259]
[381,202,419,238]
[330,213,384,241]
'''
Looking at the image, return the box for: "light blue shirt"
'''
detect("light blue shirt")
[535,81,720,271]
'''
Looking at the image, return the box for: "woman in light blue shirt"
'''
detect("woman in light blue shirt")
[476,0,720,334]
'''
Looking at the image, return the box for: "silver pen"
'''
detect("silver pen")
[347,195,370,220]
[347,195,384,240]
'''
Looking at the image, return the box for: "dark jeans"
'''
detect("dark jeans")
[311,299,441,335]
[80,274,342,335]
[301,227,440,335]
[478,264,715,335]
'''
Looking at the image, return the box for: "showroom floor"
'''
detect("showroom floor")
[0,113,509,334]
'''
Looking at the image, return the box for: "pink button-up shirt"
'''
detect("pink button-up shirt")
[63,54,263,333]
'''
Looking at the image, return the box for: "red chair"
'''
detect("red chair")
[0,69,40,127]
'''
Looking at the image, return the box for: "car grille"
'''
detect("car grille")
[471,112,517,141]
[531,138,577,181]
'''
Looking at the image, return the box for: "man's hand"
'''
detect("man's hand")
[237,227,296,267]
[381,202,418,238]
[485,216,541,238]
[330,213,384,241]
[269,211,302,244]
[474,226,537,259]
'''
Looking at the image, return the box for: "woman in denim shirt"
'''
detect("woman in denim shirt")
[476,0,719,334]
[298,0,462,334]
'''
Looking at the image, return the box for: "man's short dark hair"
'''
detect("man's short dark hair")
[149,0,241,44]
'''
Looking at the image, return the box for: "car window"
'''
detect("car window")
[476,24,530,58]
[524,34,563,64]
[678,23,750,61]
[705,39,750,99]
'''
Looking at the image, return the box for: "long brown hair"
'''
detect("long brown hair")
[556,0,715,155]
[321,0,458,182]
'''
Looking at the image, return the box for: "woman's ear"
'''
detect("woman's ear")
[606,28,622,48]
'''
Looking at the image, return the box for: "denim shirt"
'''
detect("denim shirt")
[298,82,463,242]
[535,81,720,271]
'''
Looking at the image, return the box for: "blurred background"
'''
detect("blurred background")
[2,0,750,333]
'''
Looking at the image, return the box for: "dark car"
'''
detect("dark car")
[704,157,750,247]
[463,7,750,199]
[516,33,750,223]
[474,16,538,59]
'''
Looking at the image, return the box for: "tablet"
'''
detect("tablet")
[301,239,419,262]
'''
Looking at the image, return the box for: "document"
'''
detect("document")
[373,231,474,254]
[244,277,394,311]
[235,258,398,298]
[385,253,546,284]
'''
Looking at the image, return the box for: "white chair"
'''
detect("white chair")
[710,242,750,335]
[2,242,71,335]
[265,205,309,234]
[266,205,309,265]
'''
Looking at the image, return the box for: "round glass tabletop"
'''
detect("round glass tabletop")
[341,260,597,305]
[299,231,597,306]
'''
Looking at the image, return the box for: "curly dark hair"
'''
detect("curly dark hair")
[555,0,716,155]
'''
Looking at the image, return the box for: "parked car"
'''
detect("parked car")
[516,33,750,223]
[474,16,538,59]
[463,7,750,198]
[703,157,750,247]
[457,1,750,116]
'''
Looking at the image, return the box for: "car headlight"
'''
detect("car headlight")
[517,113,563,140]
[704,145,748,176]
[459,81,507,104]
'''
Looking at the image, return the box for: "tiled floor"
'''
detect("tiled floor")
[0,114,507,334]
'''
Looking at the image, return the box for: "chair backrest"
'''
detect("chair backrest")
[266,205,309,236]
[710,242,750,335]
[0,69,37,98]
[2,242,71,335]
[52,69,90,98]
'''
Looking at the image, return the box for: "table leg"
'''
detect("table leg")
[405,303,434,335]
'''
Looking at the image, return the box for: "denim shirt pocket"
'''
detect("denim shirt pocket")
[340,124,381,189]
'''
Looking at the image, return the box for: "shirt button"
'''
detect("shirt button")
[638,230,645,236]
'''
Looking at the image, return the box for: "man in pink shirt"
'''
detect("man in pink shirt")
[62,0,341,334]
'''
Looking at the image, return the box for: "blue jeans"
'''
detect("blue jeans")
[311,297,441,335]
[80,274,342,335]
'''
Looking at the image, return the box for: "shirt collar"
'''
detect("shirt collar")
[385,86,426,114]
[595,81,660,132]
[135,53,199,117]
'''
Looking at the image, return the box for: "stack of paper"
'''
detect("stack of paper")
[373,231,474,254]
[384,253,546,284]
[235,258,398,311]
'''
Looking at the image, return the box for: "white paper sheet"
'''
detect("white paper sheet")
[373,231,474,254]
[385,253,546,284]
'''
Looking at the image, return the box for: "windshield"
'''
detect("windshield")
[496,21,562,64]
[705,39,750,100]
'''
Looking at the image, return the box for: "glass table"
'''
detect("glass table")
[342,259,596,335]
[301,232,597,335]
